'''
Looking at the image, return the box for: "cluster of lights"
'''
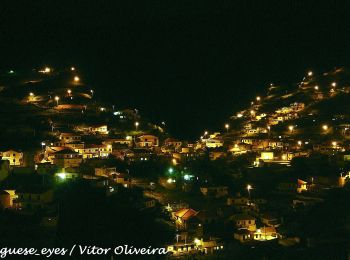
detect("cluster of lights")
[167,178,176,184]
[39,67,51,74]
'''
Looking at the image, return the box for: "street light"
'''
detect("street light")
[204,131,208,136]
[322,124,328,131]
[54,96,60,106]
[67,89,72,95]
[288,125,294,133]
[308,71,313,76]
[90,89,94,98]
[225,124,229,132]
[71,67,75,71]
[297,140,302,146]
[44,67,51,73]
[135,121,139,130]
[314,85,319,90]
[41,142,46,152]
[256,96,261,101]
[29,92,34,96]
[74,76,80,82]
[247,184,252,198]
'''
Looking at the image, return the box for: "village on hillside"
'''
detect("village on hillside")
[0,66,350,258]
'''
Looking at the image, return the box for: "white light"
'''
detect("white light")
[314,85,319,90]
[71,67,75,71]
[57,173,66,179]
[74,76,80,82]
[308,71,313,76]
[237,113,243,118]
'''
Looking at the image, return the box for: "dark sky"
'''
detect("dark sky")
[1,1,350,139]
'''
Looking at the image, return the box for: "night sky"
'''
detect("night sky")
[1,1,350,139]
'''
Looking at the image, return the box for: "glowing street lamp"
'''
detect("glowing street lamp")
[168,167,174,174]
[74,76,80,82]
[322,124,328,131]
[90,89,94,98]
[247,184,252,198]
[44,67,51,73]
[29,92,34,96]
[204,131,208,136]
[41,142,46,152]
[288,125,294,133]
[54,96,60,106]
[256,96,261,101]
[331,82,337,87]
[71,67,75,71]
[332,141,337,147]
[308,71,313,76]
[225,123,230,132]
[135,121,139,130]
[67,89,72,95]
[314,85,319,90]
[237,113,243,118]
[297,140,302,146]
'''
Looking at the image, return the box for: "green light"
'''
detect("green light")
[168,167,174,174]
[9,70,14,74]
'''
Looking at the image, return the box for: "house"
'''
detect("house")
[172,208,199,230]
[74,144,112,158]
[59,132,82,143]
[0,150,23,166]
[230,214,256,231]
[14,186,54,211]
[167,242,198,256]
[103,138,132,147]
[205,138,223,148]
[253,226,278,241]
[136,135,159,148]
[95,167,117,177]
[78,124,108,134]
[112,172,132,188]
[200,186,228,198]
[164,138,182,148]
[144,198,156,208]
[90,125,109,134]
[234,229,253,243]
[52,149,83,168]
